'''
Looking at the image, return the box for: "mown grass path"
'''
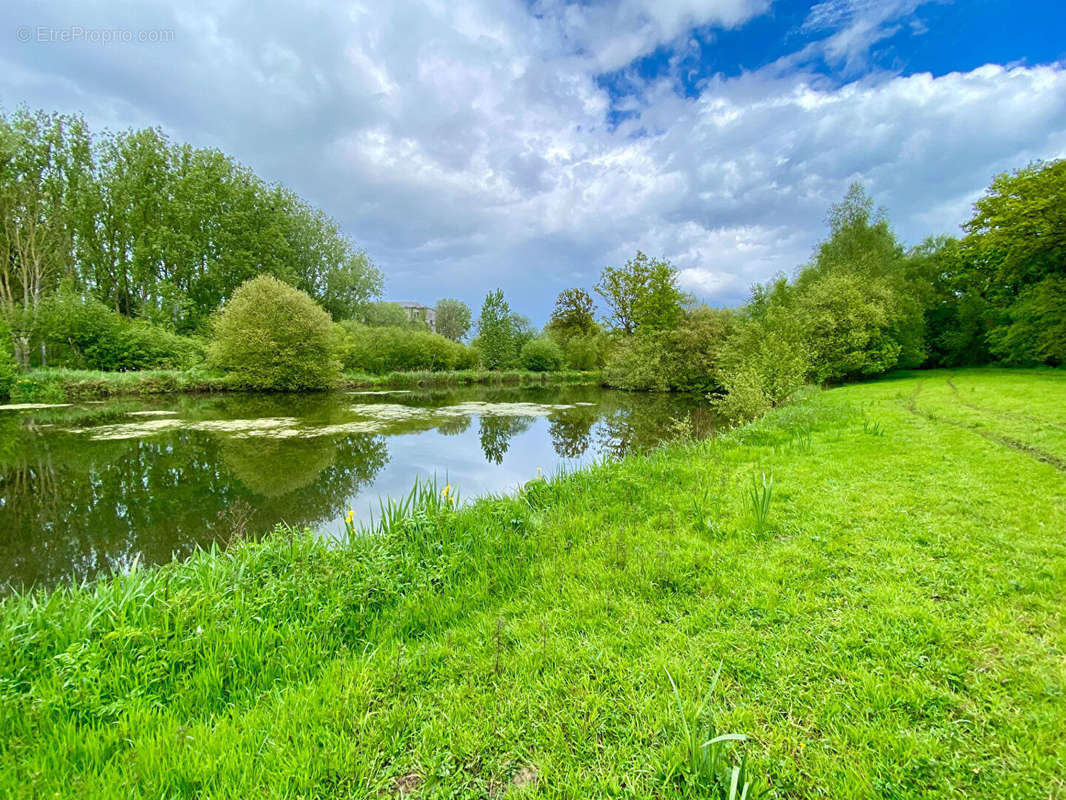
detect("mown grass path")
[1,368,1063,798]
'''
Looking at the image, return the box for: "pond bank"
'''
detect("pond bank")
[4,367,604,402]
[1,368,1063,797]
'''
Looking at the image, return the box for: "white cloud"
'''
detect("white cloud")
[1,0,1064,320]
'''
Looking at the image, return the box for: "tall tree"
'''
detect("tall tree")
[962,160,1066,364]
[798,183,925,370]
[0,108,384,338]
[964,159,1066,294]
[0,109,93,366]
[547,288,596,340]
[476,289,516,370]
[594,251,684,334]
[434,298,471,341]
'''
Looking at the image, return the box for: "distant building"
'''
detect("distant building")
[395,301,437,331]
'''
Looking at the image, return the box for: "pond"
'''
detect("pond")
[0,385,715,592]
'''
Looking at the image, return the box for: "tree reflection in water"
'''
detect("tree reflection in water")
[0,416,387,591]
[0,385,714,592]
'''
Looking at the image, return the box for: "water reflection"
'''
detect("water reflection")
[0,386,714,591]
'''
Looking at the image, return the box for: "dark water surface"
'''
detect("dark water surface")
[0,385,714,591]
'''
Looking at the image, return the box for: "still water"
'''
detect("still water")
[0,385,714,591]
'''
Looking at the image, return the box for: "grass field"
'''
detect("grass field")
[1,368,1063,798]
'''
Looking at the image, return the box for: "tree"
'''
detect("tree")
[794,270,903,382]
[0,319,17,398]
[476,289,517,370]
[604,306,733,391]
[435,298,471,341]
[0,107,383,338]
[0,109,93,366]
[796,184,923,373]
[959,160,1066,365]
[594,251,685,334]
[964,159,1066,293]
[207,275,340,390]
[547,288,596,340]
[986,275,1066,365]
[510,313,537,352]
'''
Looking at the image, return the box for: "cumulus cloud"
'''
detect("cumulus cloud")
[1,0,1064,319]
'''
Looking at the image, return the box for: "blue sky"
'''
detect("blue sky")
[2,0,1065,322]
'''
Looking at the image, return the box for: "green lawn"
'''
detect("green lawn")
[1,368,1063,798]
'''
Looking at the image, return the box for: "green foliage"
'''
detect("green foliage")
[714,313,809,423]
[953,160,1066,366]
[964,159,1066,293]
[339,321,476,373]
[605,306,735,392]
[561,332,609,370]
[34,290,202,371]
[747,471,774,535]
[909,236,994,367]
[795,184,923,377]
[986,275,1066,365]
[916,161,1066,367]
[354,301,414,328]
[0,320,17,398]
[548,288,597,339]
[794,270,903,382]
[0,107,382,337]
[207,276,341,390]
[664,666,755,798]
[6,367,227,402]
[476,289,518,370]
[519,336,564,372]
[9,372,68,403]
[595,251,686,334]
[603,332,673,391]
[434,298,472,341]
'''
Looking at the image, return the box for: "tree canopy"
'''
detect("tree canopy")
[594,251,685,334]
[434,298,472,341]
[0,107,383,349]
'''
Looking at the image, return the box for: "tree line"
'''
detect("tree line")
[0,107,382,365]
[488,159,1064,418]
[1,103,1062,399]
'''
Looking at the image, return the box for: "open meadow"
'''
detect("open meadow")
[2,367,1063,798]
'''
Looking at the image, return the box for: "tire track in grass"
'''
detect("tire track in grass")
[901,386,1066,474]
[945,375,1066,435]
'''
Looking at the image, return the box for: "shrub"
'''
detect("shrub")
[207,275,341,390]
[0,321,17,398]
[604,307,733,392]
[561,332,608,371]
[10,371,67,403]
[520,337,564,372]
[714,319,809,422]
[603,333,671,391]
[339,321,476,374]
[793,271,904,382]
[37,292,203,371]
